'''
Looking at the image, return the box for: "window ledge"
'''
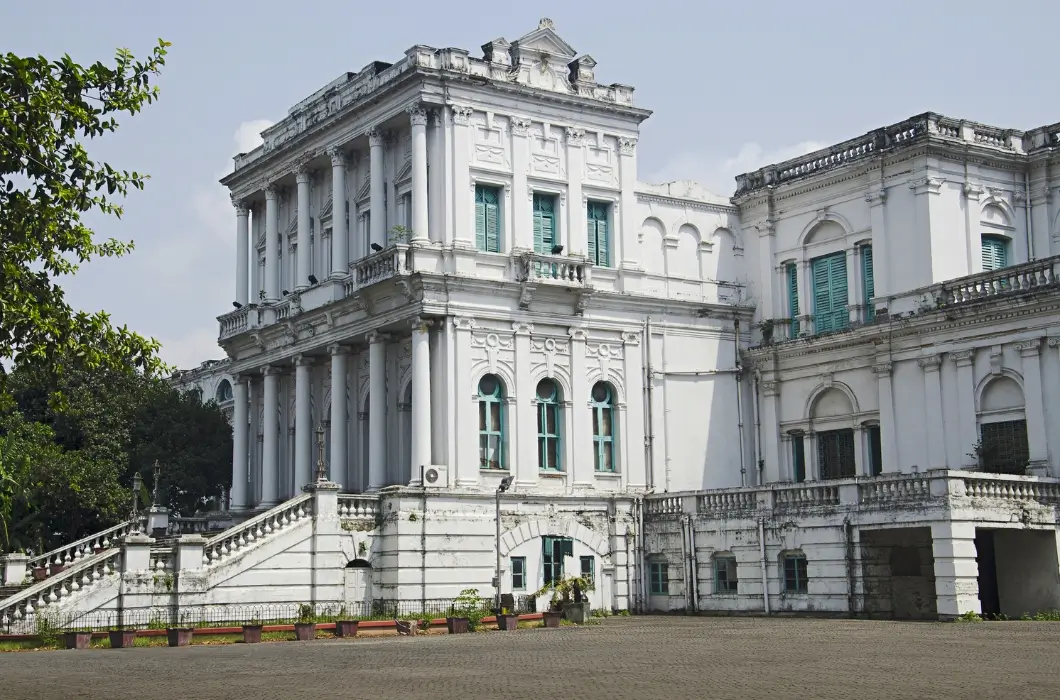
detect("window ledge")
[479,468,511,474]
[539,471,567,479]
[594,472,621,479]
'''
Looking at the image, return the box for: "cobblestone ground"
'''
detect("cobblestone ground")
[3,616,1058,700]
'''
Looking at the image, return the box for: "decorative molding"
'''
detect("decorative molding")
[512,322,534,336]
[618,137,637,156]
[565,127,585,147]
[950,349,975,366]
[864,187,886,205]
[411,316,432,333]
[567,326,588,342]
[510,116,532,136]
[366,331,389,345]
[232,197,249,215]
[909,177,944,195]
[1013,189,1028,205]
[327,343,348,356]
[407,104,428,127]
[760,380,779,397]
[621,331,641,346]
[962,182,985,200]
[451,106,475,126]
[1048,337,1060,349]
[294,354,313,367]
[295,169,311,185]
[916,355,941,372]
[989,345,1003,375]
[453,316,476,332]
[1014,338,1041,357]
[264,185,279,200]
[871,362,892,378]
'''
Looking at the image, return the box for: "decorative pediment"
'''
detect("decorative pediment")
[394,159,412,185]
[508,19,577,96]
[319,195,333,222]
[356,170,371,202]
[285,210,298,236]
[510,18,577,62]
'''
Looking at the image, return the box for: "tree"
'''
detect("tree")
[0,40,171,391]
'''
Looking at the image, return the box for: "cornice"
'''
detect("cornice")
[634,191,737,215]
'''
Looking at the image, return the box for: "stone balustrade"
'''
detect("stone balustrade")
[514,252,592,286]
[202,494,314,568]
[350,244,413,289]
[0,549,121,632]
[26,519,138,578]
[218,306,250,340]
[337,494,380,520]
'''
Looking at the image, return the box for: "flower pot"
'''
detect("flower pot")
[32,567,47,582]
[64,631,92,650]
[92,546,104,555]
[108,629,137,648]
[496,614,519,631]
[446,616,470,634]
[542,611,563,628]
[334,620,359,638]
[167,628,193,647]
[49,564,65,576]
[294,622,316,641]
[242,624,263,644]
[562,602,590,624]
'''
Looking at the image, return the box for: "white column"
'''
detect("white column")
[295,169,312,290]
[919,355,947,469]
[873,361,898,474]
[264,186,280,303]
[509,116,531,251]
[368,332,387,490]
[234,199,250,305]
[931,521,981,619]
[952,350,978,467]
[513,322,536,487]
[797,259,813,335]
[428,110,445,244]
[622,331,646,490]
[410,318,432,483]
[569,326,593,487]
[231,376,249,510]
[293,355,312,489]
[329,148,348,279]
[453,317,477,487]
[409,106,430,244]
[1016,339,1048,470]
[260,366,280,507]
[760,381,782,482]
[566,129,585,257]
[329,345,349,489]
[368,129,385,250]
[618,138,637,268]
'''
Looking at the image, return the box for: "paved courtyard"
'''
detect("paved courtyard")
[2,616,1057,699]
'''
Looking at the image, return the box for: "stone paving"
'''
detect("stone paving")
[2,616,1057,699]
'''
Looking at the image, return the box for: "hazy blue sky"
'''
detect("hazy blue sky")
[3,0,1058,369]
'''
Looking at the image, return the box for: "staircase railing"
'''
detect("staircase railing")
[0,548,121,633]
[26,518,140,578]
[202,493,313,568]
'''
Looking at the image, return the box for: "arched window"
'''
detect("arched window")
[536,379,562,471]
[216,379,233,403]
[478,374,506,470]
[590,382,616,472]
[981,234,1009,272]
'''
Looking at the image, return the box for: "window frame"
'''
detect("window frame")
[981,234,1010,272]
[510,556,526,591]
[817,428,857,481]
[783,553,808,594]
[861,244,875,323]
[543,536,572,586]
[477,374,506,470]
[536,379,563,471]
[978,419,1030,475]
[586,199,611,267]
[790,431,807,483]
[811,251,849,334]
[532,192,559,256]
[713,554,738,594]
[590,381,616,472]
[649,561,669,595]
[474,183,503,253]
[579,555,595,584]
[786,262,800,338]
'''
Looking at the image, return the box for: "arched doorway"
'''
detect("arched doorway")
[343,559,373,616]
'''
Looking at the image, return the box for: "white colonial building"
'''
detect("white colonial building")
[3,20,1059,631]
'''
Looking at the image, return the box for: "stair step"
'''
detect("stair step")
[0,584,27,599]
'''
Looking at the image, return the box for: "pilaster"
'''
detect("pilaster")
[295,169,312,290]
[368,129,386,250]
[509,115,532,251]
[565,128,586,257]
[452,107,475,248]
[293,354,313,490]
[621,331,646,490]
[328,344,349,489]
[408,105,430,245]
[410,317,433,484]
[367,331,388,490]
[951,350,978,468]
[1015,339,1048,472]
[931,522,981,619]
[512,322,536,488]
[328,149,348,279]
[873,361,898,474]
[569,325,592,488]
[759,379,782,483]
[618,137,638,268]
[264,186,280,303]
[917,355,947,469]
[865,187,889,299]
[231,376,250,510]
[233,198,250,305]
[260,365,281,507]
[453,317,478,488]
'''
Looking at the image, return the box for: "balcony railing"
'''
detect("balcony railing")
[218,307,250,340]
[350,244,412,290]
[514,252,592,286]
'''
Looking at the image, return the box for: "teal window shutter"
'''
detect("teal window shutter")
[477,374,505,469]
[590,382,615,472]
[586,201,609,267]
[787,263,800,338]
[811,252,848,333]
[981,235,1008,271]
[862,245,875,323]
[475,185,501,252]
[532,194,555,254]
[474,186,487,251]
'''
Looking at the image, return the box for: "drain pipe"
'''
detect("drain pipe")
[679,514,691,612]
[734,318,747,487]
[752,371,764,486]
[844,517,857,618]
[644,317,655,490]
[1024,170,1035,261]
[686,516,699,613]
[758,517,771,615]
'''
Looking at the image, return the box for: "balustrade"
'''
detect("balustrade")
[27,519,137,578]
[351,244,412,288]
[0,549,120,633]
[514,252,591,286]
[202,494,313,567]
[218,307,249,339]
[937,256,1060,306]
[337,495,380,520]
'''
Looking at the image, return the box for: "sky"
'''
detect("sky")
[3,0,1059,370]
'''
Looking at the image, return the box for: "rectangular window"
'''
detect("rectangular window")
[649,561,669,595]
[542,536,573,586]
[787,263,800,338]
[867,424,883,476]
[714,556,738,594]
[811,252,849,333]
[979,420,1030,475]
[475,185,502,253]
[532,193,558,255]
[791,433,806,483]
[579,556,595,584]
[510,556,526,591]
[818,428,857,480]
[586,201,610,267]
[783,554,808,593]
[981,235,1009,272]
[862,245,875,323]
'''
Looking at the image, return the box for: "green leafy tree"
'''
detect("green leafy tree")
[0,40,171,391]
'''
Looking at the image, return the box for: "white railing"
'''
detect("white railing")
[962,475,1060,503]
[27,519,137,577]
[149,546,176,574]
[0,549,121,632]
[168,516,211,536]
[698,490,757,512]
[217,307,250,339]
[351,244,412,288]
[644,496,682,515]
[202,494,313,568]
[514,253,592,286]
[337,494,380,519]
[936,256,1060,306]
[859,474,932,504]
[773,483,840,508]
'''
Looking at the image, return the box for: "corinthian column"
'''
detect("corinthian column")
[329,148,349,279]
[231,375,249,510]
[409,106,430,244]
[368,331,388,490]
[264,186,280,303]
[329,344,349,488]
[296,168,312,290]
[233,198,250,305]
[410,318,432,483]
[293,355,312,489]
[260,366,280,507]
[368,129,386,250]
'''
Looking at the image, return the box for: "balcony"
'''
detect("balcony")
[513,252,592,287]
[348,243,413,292]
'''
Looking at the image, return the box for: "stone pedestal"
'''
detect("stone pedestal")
[1,553,29,586]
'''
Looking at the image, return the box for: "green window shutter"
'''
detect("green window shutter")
[586,209,597,264]
[812,253,848,333]
[829,254,848,330]
[474,186,487,251]
[532,194,545,254]
[586,201,609,267]
[981,236,1007,271]
[787,263,800,338]
[485,191,500,253]
[862,246,875,322]
[533,194,555,254]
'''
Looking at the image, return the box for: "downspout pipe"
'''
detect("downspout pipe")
[686,516,699,614]
[753,372,763,485]
[758,517,770,615]
[679,514,691,612]
[1025,170,1035,261]
[644,317,655,491]
[734,318,747,487]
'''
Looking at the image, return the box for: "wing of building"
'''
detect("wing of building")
[6,20,1059,631]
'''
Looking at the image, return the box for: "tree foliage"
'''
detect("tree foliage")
[0,40,171,390]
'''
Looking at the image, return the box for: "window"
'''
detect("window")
[714,555,738,594]
[811,252,848,333]
[590,382,615,472]
[787,263,800,338]
[862,245,875,323]
[475,185,501,253]
[478,374,506,470]
[818,428,856,480]
[510,556,526,590]
[649,561,669,595]
[543,536,572,586]
[981,235,1009,272]
[580,556,595,584]
[215,380,233,403]
[867,424,883,476]
[979,420,1029,474]
[586,201,610,267]
[791,432,806,483]
[536,379,562,471]
[532,193,558,255]
[783,553,808,593]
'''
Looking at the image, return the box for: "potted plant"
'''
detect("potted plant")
[166,626,193,647]
[108,628,137,648]
[242,619,263,644]
[294,603,316,641]
[31,565,47,581]
[64,630,92,650]
[446,588,483,634]
[533,574,596,625]
[334,619,359,638]
[495,608,519,631]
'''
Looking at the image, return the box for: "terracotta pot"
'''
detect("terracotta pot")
[32,567,47,582]
[334,620,359,638]
[242,624,263,644]
[446,616,470,634]
[92,546,104,555]
[542,611,563,628]
[294,622,316,641]
[64,631,92,650]
[166,628,193,647]
[496,614,519,631]
[108,629,137,648]
[49,564,65,576]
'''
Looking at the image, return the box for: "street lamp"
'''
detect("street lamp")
[130,471,143,532]
[314,423,327,482]
[494,475,514,614]
[151,460,162,507]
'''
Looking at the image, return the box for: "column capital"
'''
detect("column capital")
[565,126,586,147]
[451,105,474,126]
[411,317,433,333]
[917,354,942,372]
[264,185,279,200]
[328,343,349,356]
[1048,336,1060,349]
[950,349,975,366]
[568,325,588,342]
[407,104,429,127]
[872,362,892,378]
[231,195,249,215]
[294,353,314,367]
[453,315,476,331]
[962,182,986,200]
[367,128,385,148]
[367,331,390,345]
[1014,338,1042,357]
[864,187,887,206]
[261,365,281,376]
[909,176,944,196]
[328,147,348,167]
[512,321,534,336]
[295,169,312,185]
[510,116,531,136]
[761,380,779,397]
[621,331,642,346]
[618,137,638,156]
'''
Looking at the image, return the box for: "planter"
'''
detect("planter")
[92,546,104,555]
[542,611,563,628]
[446,616,470,634]
[242,624,263,644]
[64,631,92,650]
[496,614,519,631]
[31,567,47,582]
[563,602,591,624]
[166,628,193,647]
[294,622,316,641]
[334,620,359,638]
[49,564,65,576]
[108,629,137,648]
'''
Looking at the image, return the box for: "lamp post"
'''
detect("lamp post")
[151,460,162,507]
[494,475,513,614]
[314,423,327,482]
[130,471,143,533]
